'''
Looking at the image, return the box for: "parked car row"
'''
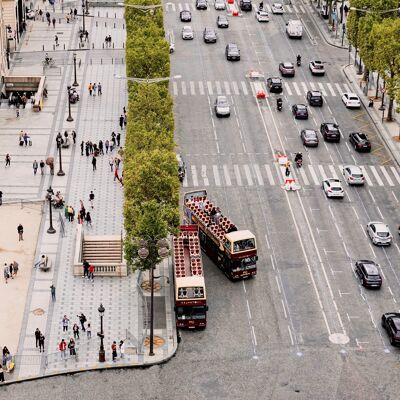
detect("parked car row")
[180,10,230,28]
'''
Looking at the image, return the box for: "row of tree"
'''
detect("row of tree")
[346,0,400,120]
[124,0,180,270]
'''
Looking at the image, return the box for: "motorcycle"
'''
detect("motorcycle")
[277,98,283,111]
[296,55,301,67]
[69,88,79,104]
[179,169,185,182]
[295,153,303,168]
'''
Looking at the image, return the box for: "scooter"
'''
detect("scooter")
[179,169,185,182]
[296,56,301,67]
[296,158,302,168]
[277,99,283,111]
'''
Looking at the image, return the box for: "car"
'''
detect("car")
[292,104,308,119]
[342,165,365,185]
[215,95,230,117]
[214,0,226,9]
[240,0,252,11]
[226,43,240,61]
[26,9,36,20]
[182,26,194,40]
[203,27,217,43]
[279,62,295,77]
[217,15,229,28]
[266,77,283,93]
[322,178,344,198]
[342,92,361,108]
[301,129,319,147]
[196,0,208,9]
[306,90,323,106]
[382,313,400,346]
[255,10,270,22]
[180,10,192,22]
[320,122,340,142]
[349,132,371,152]
[367,221,392,246]
[271,3,284,13]
[309,60,325,75]
[355,260,382,289]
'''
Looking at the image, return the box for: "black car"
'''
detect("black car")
[226,43,240,61]
[382,313,400,346]
[292,104,308,119]
[349,132,371,152]
[203,27,217,43]
[196,0,208,9]
[240,0,252,11]
[300,129,319,147]
[266,77,283,93]
[320,122,340,142]
[180,10,192,22]
[355,260,382,289]
[217,15,229,28]
[306,90,323,106]
[279,62,295,77]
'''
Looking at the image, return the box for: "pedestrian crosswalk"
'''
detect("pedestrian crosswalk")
[172,80,352,98]
[182,163,400,188]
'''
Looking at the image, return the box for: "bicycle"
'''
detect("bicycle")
[42,58,55,67]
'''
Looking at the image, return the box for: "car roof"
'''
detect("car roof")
[228,43,238,47]
[362,263,379,275]
[324,122,338,128]
[183,25,192,29]
[326,178,342,186]
[344,165,362,174]
[296,104,307,108]
[309,91,322,96]
[217,95,227,101]
[282,62,293,67]
[369,221,389,230]
[269,77,281,82]
[304,129,317,135]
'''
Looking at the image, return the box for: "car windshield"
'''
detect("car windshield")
[377,231,389,238]
[183,27,192,32]
[297,105,306,110]
[218,98,228,106]
[327,124,338,131]
[352,173,362,178]
[305,131,316,137]
[271,79,281,84]
[349,96,359,101]
[331,187,342,191]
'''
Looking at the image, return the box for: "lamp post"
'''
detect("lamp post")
[379,81,386,111]
[97,303,105,362]
[72,53,79,86]
[46,186,56,234]
[56,132,65,176]
[66,86,73,122]
[85,0,89,14]
[138,238,169,356]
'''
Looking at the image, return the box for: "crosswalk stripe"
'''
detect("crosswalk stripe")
[369,166,384,186]
[390,167,400,185]
[207,81,213,95]
[244,164,253,186]
[182,172,188,187]
[170,3,176,11]
[190,81,196,95]
[328,165,338,179]
[181,81,187,95]
[241,81,249,96]
[360,166,373,186]
[380,166,394,186]
[224,81,231,96]
[326,83,336,96]
[292,5,298,12]
[299,5,305,12]
[198,81,205,95]
[318,82,327,96]
[335,83,342,95]
[284,83,293,96]
[308,165,319,185]
[274,163,283,183]
[213,165,221,186]
[253,164,264,186]
[191,165,198,187]
[286,5,292,12]
[301,82,308,94]
[223,165,232,186]
[216,81,222,95]
[343,83,351,93]
[232,81,239,95]
[173,81,178,96]
[293,82,301,95]
[184,3,189,10]
[234,165,242,186]
[201,165,209,186]
[178,3,183,12]
[264,4,271,12]
[310,82,317,91]
[318,165,327,181]
[299,168,309,185]
[264,165,275,185]
[190,4,195,10]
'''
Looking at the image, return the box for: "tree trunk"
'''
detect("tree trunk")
[387,97,394,122]
[363,67,369,82]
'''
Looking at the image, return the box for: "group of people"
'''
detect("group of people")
[59,313,90,359]
[81,134,120,157]
[34,328,46,352]
[104,35,112,47]
[3,261,19,284]
[19,130,32,147]
[88,82,102,96]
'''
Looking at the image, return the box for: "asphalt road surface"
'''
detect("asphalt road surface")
[8,1,400,399]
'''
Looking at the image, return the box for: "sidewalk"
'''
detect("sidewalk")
[1,1,176,383]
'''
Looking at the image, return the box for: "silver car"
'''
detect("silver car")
[367,222,392,246]
[182,26,194,40]
[214,0,226,10]
[322,178,344,198]
[214,95,230,117]
[342,165,365,185]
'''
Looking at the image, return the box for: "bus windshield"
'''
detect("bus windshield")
[233,238,256,253]
[176,306,207,320]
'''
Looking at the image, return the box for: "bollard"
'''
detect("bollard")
[123,42,124,49]
[101,59,102,65]
[63,44,65,50]
[43,44,45,51]
[115,13,116,18]
[113,42,114,48]
[102,43,104,49]
[105,22,107,27]
[92,43,94,49]
[96,21,98,27]
[114,22,115,28]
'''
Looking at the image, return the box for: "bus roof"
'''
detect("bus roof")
[175,275,206,288]
[225,230,255,242]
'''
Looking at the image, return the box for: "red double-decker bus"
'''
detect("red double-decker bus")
[173,225,207,329]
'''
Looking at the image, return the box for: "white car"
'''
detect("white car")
[342,92,361,108]
[214,95,230,117]
[182,26,194,40]
[214,0,226,10]
[309,60,325,75]
[255,10,270,21]
[367,221,392,246]
[322,178,344,198]
[271,3,284,13]
[342,165,365,185]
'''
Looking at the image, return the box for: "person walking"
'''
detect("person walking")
[38,334,45,353]
[111,341,117,362]
[89,191,95,208]
[91,156,97,171]
[50,284,56,301]
[98,140,104,155]
[88,83,93,96]
[116,133,121,147]
[59,339,67,359]
[98,82,102,95]
[114,166,120,182]
[119,115,124,130]
[0,190,2,206]
[12,261,18,277]
[105,139,110,154]
[93,82,97,96]
[72,131,76,144]
[0,366,5,382]
[35,328,41,348]
[87,323,91,339]
[52,17,56,28]
[39,160,45,175]
[8,263,13,280]
[33,160,38,175]
[109,157,114,172]
[55,35,59,46]
[88,264,94,282]
[77,313,87,331]
[80,141,84,155]
[62,315,70,332]
[17,224,24,241]
[85,212,92,227]
[68,338,76,356]
[119,340,125,359]
[5,154,11,167]
[73,323,80,339]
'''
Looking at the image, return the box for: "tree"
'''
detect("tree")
[358,14,376,80]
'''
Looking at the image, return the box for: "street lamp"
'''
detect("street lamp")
[118,2,162,14]
[72,53,79,87]
[138,238,169,356]
[97,303,105,362]
[5,25,13,70]
[66,86,74,122]
[56,132,65,176]
[46,186,56,234]
[379,81,386,111]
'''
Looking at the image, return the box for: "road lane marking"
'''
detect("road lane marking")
[392,191,399,203]
[275,276,281,293]
[380,166,394,186]
[191,165,198,187]
[318,165,327,180]
[390,167,400,184]
[201,165,209,186]
[253,164,264,186]
[281,299,288,319]
[234,165,242,186]
[173,81,178,96]
[232,81,239,95]
[307,165,319,185]
[301,82,308,94]
[224,81,231,95]
[326,83,336,96]
[359,166,373,186]
[189,81,195,95]
[293,82,301,95]
[343,83,351,92]
[215,81,222,95]
[207,81,213,95]
[318,82,327,96]
[335,83,343,95]
[284,83,292,96]
[241,81,249,95]
[244,164,253,186]
[181,81,187,95]
[369,166,384,186]
[198,81,204,95]
[328,165,338,179]
[213,165,221,186]
[264,165,275,185]
[376,206,384,220]
[352,206,359,220]
[223,165,232,186]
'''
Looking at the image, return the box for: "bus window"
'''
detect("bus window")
[233,238,255,252]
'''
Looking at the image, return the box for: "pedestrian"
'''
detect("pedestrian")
[12,261,18,277]
[55,35,59,46]
[66,14,70,23]
[92,156,97,171]
[80,141,84,155]
[33,160,38,175]
[89,191,95,208]
[71,130,76,144]
[68,338,76,356]
[98,82,102,95]
[40,160,45,175]
[82,259,89,278]
[119,340,125,359]
[85,30,89,41]
[119,115,124,129]
[111,132,116,147]
[285,161,291,177]
[46,11,50,25]
[123,106,126,115]
[17,224,24,241]
[73,323,80,339]
[105,139,110,154]
[38,334,45,353]
[93,82,97,96]
[85,142,90,157]
[111,341,117,361]
[5,154,11,167]
[117,133,121,147]
[9,263,13,279]
[88,264,94,281]
[52,17,56,28]
[114,167,119,182]
[16,107,19,118]
[0,366,4,382]
[98,140,104,155]
[88,83,93,96]
[59,339,67,359]
[89,141,93,154]
[124,115,127,127]
[344,4,349,15]
[0,190,2,206]
[62,315,70,332]
[50,284,56,301]
[74,8,77,18]
[77,313,87,331]
[85,212,92,227]
[35,328,41,348]
[109,157,114,172]
[87,323,91,339]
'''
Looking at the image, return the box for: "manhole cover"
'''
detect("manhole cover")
[143,335,165,348]
[329,333,349,345]
[141,281,161,292]
[32,308,45,316]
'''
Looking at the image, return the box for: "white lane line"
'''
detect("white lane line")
[318,82,327,96]
[392,191,399,203]
[360,166,373,186]
[246,300,252,319]
[390,167,400,184]
[343,83,352,92]
[326,83,336,96]
[182,172,188,187]
[299,168,310,185]
[241,81,249,96]
[215,81,222,95]
[369,166,384,186]
[281,299,288,319]
[301,82,308,94]
[360,223,367,238]
[264,165,275,185]
[181,81,187,95]
[234,165,242,186]
[309,82,317,91]
[368,189,376,203]
[293,82,301,96]
[213,165,221,186]
[270,254,275,269]
[335,83,343,95]
[223,165,232,186]
[299,5,305,12]
[369,243,376,258]
[232,81,240,95]
[287,325,294,346]
[244,164,254,186]
[173,81,178,96]
[224,81,231,95]
[251,326,257,346]
[253,164,264,186]
[292,4,298,12]
[264,233,271,250]
[380,166,394,186]
[274,162,283,183]
[318,165,327,181]
[308,165,320,185]
[201,165,209,186]
[207,81,213,95]
[376,206,384,220]
[328,165,338,179]
[191,165,198,187]
[284,83,293,96]
[189,81,195,95]
[264,4,271,12]
[275,276,281,293]
[352,206,359,220]
[198,81,205,95]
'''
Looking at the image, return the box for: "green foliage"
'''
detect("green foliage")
[358,15,376,71]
